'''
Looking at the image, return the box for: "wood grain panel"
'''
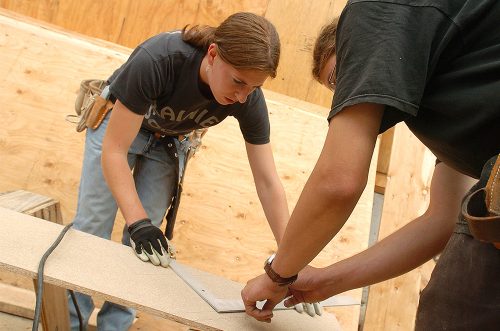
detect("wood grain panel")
[264,0,347,107]
[0,0,268,48]
[0,0,344,109]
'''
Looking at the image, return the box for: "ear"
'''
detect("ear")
[207,43,217,66]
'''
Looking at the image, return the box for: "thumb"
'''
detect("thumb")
[261,297,281,313]
[284,295,301,308]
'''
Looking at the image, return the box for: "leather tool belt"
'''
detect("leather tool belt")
[163,128,208,240]
[72,79,114,132]
[462,153,500,248]
[140,128,208,240]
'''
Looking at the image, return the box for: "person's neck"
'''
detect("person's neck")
[199,54,209,85]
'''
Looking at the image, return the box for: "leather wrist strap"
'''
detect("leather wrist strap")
[264,254,298,286]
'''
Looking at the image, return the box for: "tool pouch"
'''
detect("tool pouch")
[462,154,500,248]
[71,79,108,132]
[85,96,114,130]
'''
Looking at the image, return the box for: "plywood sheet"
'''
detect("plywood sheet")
[0,207,341,331]
[264,0,347,107]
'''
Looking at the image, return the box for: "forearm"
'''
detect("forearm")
[269,104,383,278]
[318,162,475,296]
[100,100,146,226]
[255,181,289,245]
[323,212,451,295]
[101,148,147,226]
[272,169,361,277]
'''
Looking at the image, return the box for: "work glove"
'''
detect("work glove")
[128,218,173,267]
[294,302,323,317]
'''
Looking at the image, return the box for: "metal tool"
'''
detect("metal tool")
[169,260,359,313]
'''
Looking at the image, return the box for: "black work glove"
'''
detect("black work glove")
[128,218,172,267]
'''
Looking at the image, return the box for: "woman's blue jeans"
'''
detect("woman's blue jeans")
[68,113,187,331]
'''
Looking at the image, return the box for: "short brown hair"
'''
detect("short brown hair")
[182,12,281,78]
[312,17,339,81]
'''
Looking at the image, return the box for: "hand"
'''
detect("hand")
[128,218,172,267]
[289,265,323,316]
[284,265,332,308]
[241,273,289,323]
[293,301,323,317]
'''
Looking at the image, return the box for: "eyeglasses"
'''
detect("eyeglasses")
[327,64,336,91]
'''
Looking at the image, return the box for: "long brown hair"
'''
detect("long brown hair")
[182,12,280,78]
[312,17,339,81]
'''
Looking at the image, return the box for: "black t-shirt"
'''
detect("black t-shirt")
[331,0,500,178]
[107,32,270,145]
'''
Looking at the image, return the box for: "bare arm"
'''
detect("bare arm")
[246,142,289,244]
[272,103,384,276]
[241,103,384,320]
[331,162,476,289]
[285,161,475,304]
[101,100,146,226]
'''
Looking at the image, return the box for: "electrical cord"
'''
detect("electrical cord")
[32,222,83,331]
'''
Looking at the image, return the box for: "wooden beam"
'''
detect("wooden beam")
[0,207,342,331]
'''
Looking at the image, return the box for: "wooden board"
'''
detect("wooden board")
[0,207,342,331]
[0,10,377,329]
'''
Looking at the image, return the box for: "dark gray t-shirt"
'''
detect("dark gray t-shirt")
[107,32,270,145]
[331,0,500,178]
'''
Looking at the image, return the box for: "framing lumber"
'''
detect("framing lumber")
[0,207,342,331]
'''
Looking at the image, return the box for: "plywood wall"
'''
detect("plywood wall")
[1,0,401,189]
[0,0,346,109]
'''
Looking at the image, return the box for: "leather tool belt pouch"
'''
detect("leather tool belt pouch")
[86,96,114,130]
[73,79,112,132]
[462,154,500,248]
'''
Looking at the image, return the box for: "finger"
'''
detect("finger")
[140,239,154,255]
[304,303,315,317]
[130,240,143,255]
[158,235,169,252]
[144,243,161,266]
[245,304,273,322]
[261,297,280,314]
[284,295,300,308]
[241,293,273,322]
[130,243,149,262]
[150,236,164,256]
[294,303,304,313]
[313,302,322,316]
[157,239,172,267]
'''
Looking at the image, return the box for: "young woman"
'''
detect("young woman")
[69,12,290,330]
